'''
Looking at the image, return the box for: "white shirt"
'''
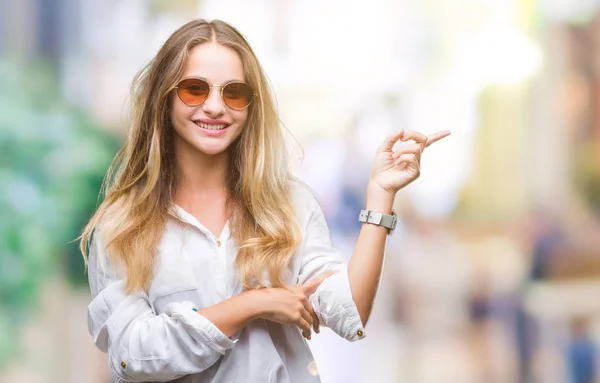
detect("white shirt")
[87,182,366,383]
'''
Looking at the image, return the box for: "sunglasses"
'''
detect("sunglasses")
[173,78,255,110]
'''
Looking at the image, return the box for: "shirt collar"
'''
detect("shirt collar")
[169,203,231,241]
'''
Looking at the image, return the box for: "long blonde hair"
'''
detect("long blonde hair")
[80,19,302,293]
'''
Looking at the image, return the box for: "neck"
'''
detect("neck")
[173,137,230,204]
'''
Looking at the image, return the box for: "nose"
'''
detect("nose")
[202,85,225,116]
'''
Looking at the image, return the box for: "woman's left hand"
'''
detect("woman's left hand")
[370,130,451,194]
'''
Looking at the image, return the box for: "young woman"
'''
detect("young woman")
[81,19,450,382]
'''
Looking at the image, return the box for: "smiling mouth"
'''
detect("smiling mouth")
[195,122,229,130]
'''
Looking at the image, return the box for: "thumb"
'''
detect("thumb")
[378,130,404,152]
[300,271,337,296]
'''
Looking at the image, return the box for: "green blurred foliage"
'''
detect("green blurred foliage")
[574,141,600,215]
[0,58,119,367]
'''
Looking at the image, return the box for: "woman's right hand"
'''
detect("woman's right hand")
[255,272,335,340]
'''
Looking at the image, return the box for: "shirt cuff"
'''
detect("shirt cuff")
[165,301,237,353]
[309,269,366,342]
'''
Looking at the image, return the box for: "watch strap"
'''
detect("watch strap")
[358,209,397,233]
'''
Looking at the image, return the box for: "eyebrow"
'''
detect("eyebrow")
[179,76,246,84]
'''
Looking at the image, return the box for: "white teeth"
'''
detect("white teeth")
[196,122,227,130]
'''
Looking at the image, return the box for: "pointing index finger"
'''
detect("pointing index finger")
[425,130,451,148]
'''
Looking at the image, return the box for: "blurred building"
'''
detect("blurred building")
[1,0,199,131]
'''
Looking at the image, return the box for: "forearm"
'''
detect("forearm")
[198,290,263,337]
[348,184,395,326]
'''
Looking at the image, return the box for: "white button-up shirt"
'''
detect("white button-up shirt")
[87,182,365,383]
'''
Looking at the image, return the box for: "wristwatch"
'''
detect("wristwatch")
[358,209,397,235]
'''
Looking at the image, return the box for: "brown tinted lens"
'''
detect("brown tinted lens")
[222,82,254,109]
[177,79,210,106]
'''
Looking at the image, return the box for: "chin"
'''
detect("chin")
[194,138,236,156]
[200,146,229,156]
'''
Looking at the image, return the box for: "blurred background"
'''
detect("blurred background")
[1,0,600,382]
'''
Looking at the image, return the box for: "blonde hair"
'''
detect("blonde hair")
[80,19,301,293]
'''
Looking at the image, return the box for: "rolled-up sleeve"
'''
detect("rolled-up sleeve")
[296,199,366,342]
[87,235,236,382]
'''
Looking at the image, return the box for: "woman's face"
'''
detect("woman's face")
[170,42,249,158]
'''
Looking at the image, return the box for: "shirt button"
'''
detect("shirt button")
[216,240,221,247]
[357,329,364,337]
[121,361,127,369]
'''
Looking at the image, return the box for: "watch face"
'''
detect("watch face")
[371,212,383,225]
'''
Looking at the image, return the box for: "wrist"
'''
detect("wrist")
[243,289,269,320]
[366,183,395,214]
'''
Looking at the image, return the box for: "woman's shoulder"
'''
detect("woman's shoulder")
[287,177,322,218]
